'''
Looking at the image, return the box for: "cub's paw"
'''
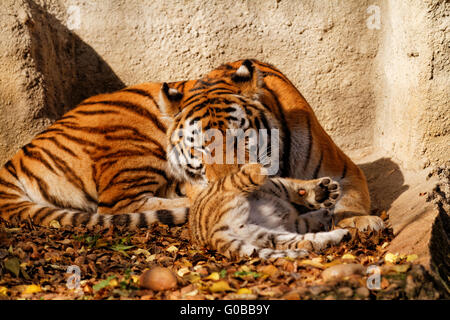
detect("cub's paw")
[337,215,385,232]
[240,163,267,185]
[313,177,340,208]
[298,177,340,210]
[310,228,350,251]
[296,208,333,233]
[294,239,314,251]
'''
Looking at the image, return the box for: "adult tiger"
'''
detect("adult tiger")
[161,59,384,232]
[0,81,195,229]
[0,59,383,232]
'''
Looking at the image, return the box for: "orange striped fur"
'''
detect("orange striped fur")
[186,163,349,259]
[0,81,195,229]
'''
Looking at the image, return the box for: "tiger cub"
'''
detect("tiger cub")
[186,163,349,259]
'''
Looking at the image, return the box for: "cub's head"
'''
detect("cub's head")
[158,60,282,183]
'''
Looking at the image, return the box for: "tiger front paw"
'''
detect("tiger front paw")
[297,177,340,210]
[337,215,385,232]
[240,163,267,185]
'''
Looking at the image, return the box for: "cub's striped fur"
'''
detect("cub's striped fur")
[187,163,349,259]
[0,81,197,229]
[162,59,384,232]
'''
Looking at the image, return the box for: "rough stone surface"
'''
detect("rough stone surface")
[0,0,448,288]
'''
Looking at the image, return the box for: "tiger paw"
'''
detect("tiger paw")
[240,163,267,185]
[297,177,340,210]
[295,239,314,251]
[337,215,385,232]
[310,228,350,251]
[301,208,333,232]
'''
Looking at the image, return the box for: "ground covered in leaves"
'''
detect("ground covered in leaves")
[0,215,445,300]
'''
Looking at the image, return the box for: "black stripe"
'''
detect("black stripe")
[156,209,174,225]
[19,159,63,208]
[38,146,96,204]
[122,181,159,190]
[137,213,147,228]
[57,132,110,150]
[0,193,20,200]
[121,88,158,106]
[74,109,120,116]
[303,117,312,171]
[340,163,347,180]
[34,136,79,158]
[30,207,47,222]
[312,152,324,179]
[97,214,105,228]
[189,79,232,92]
[78,212,92,226]
[35,208,58,224]
[97,190,154,210]
[112,214,131,228]
[100,166,166,194]
[4,161,18,180]
[261,86,290,177]
[22,144,56,173]
[0,177,22,193]
[71,212,82,225]
[79,100,166,132]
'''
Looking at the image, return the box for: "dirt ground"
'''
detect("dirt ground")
[0,211,446,300]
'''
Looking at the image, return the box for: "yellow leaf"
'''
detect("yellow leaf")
[109,279,119,288]
[342,253,356,260]
[322,259,343,269]
[177,267,191,277]
[391,264,410,273]
[300,259,324,269]
[133,248,151,257]
[166,245,178,253]
[0,286,8,296]
[236,288,252,295]
[146,254,156,262]
[48,220,61,229]
[239,265,251,273]
[184,273,201,284]
[406,254,418,262]
[209,280,234,293]
[131,275,140,284]
[384,252,398,264]
[205,272,220,281]
[23,284,42,294]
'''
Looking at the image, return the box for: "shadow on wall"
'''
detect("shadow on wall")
[27,0,124,120]
[359,157,409,214]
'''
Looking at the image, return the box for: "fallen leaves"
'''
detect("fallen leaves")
[22,284,42,294]
[0,217,444,300]
[4,257,20,277]
[208,280,234,293]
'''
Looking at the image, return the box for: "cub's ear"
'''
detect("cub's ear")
[230,59,263,97]
[159,83,183,117]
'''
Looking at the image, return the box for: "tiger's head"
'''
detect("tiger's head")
[158,60,283,183]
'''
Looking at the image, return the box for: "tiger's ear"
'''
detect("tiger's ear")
[159,83,183,117]
[231,59,263,98]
